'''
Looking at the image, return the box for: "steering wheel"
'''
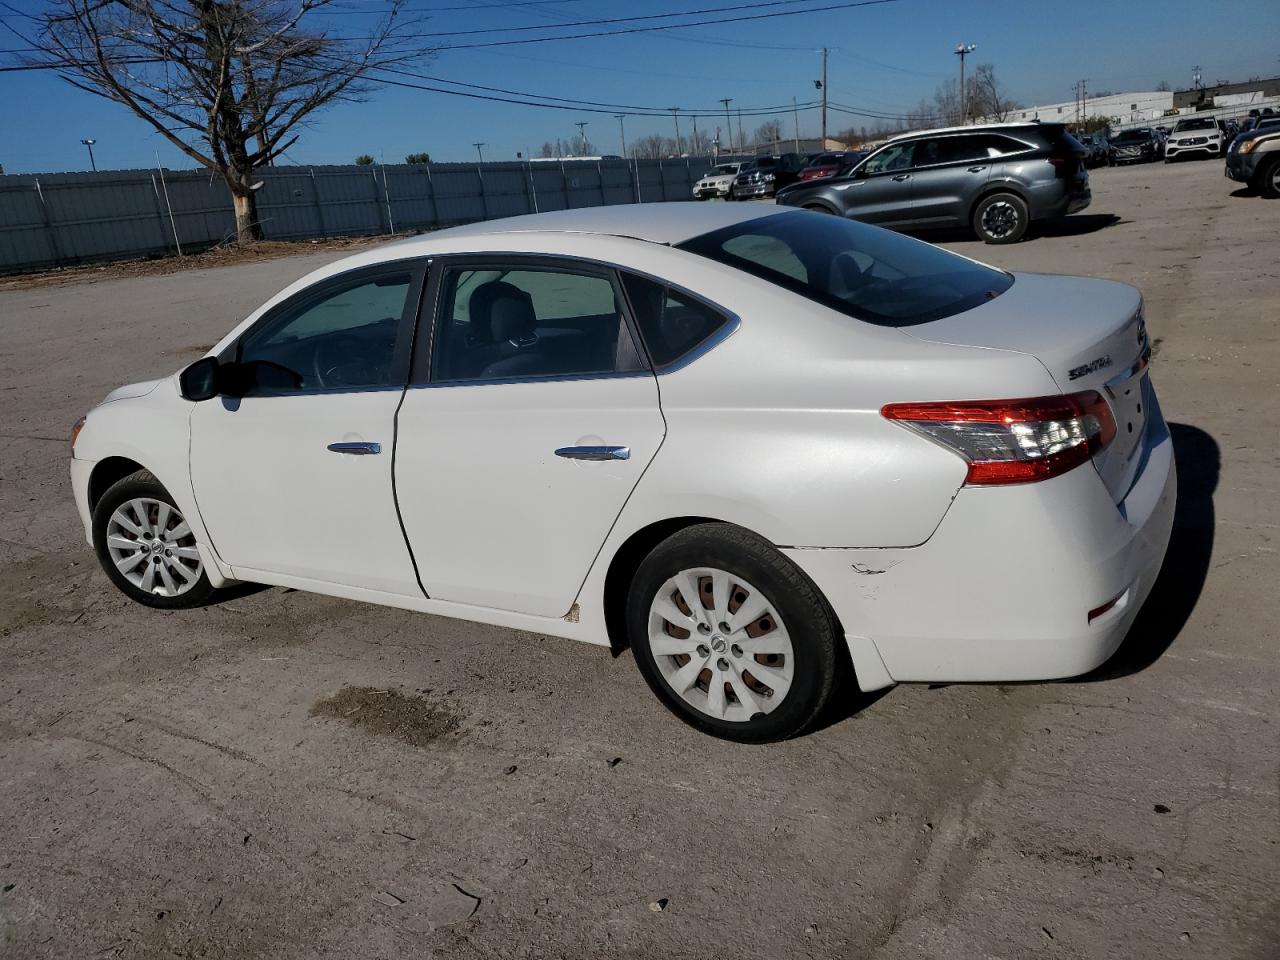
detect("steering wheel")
[312,332,378,388]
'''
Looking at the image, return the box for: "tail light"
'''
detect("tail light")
[881,391,1116,485]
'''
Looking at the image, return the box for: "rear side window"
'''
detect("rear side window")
[677,211,1013,327]
[620,273,730,368]
[431,265,644,382]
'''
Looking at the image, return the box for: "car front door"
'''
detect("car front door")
[394,258,666,618]
[906,134,996,226]
[832,141,918,225]
[189,261,426,596]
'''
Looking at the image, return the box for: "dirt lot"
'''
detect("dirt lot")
[1,159,1277,960]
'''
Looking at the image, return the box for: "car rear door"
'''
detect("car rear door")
[393,257,665,618]
[907,134,998,226]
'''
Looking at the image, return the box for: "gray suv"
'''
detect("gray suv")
[775,123,1091,244]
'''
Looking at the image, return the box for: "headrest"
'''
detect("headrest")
[469,281,536,343]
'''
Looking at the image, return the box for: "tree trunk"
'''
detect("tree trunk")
[231,189,263,245]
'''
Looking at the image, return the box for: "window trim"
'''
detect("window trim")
[410,253,654,389]
[225,258,428,397]
[908,133,1038,170]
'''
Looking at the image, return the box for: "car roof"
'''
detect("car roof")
[382,202,782,248]
[888,121,1054,141]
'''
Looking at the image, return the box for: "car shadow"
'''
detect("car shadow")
[1031,213,1125,238]
[1074,421,1219,682]
[1228,187,1258,199]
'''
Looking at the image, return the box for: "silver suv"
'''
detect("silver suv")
[775,123,1091,244]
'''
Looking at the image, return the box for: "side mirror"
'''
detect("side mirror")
[179,356,220,401]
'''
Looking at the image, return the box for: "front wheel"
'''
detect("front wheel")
[972,192,1029,244]
[1257,157,1280,199]
[626,524,842,743]
[92,469,218,609]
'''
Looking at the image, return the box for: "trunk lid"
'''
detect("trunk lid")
[905,272,1150,503]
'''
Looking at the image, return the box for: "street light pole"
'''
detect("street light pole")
[80,138,97,171]
[614,114,627,158]
[954,43,976,124]
[792,96,801,152]
[820,47,828,146]
[473,142,485,162]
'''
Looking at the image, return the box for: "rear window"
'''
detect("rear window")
[677,212,1013,327]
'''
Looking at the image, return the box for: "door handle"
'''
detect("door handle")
[555,445,631,461]
[891,174,911,181]
[327,441,382,455]
[967,165,988,172]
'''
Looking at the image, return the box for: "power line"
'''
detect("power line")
[324,0,899,51]
[316,0,823,20]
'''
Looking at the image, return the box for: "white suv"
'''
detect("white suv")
[693,162,742,200]
[1164,117,1224,161]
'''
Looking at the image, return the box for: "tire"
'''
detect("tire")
[972,191,1029,244]
[626,523,842,743]
[1258,157,1280,199]
[92,469,218,609]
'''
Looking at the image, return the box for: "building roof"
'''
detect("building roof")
[401,201,782,246]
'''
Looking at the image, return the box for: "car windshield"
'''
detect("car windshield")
[708,164,738,176]
[744,158,778,170]
[677,211,1013,327]
[1174,118,1216,131]
[1114,129,1152,142]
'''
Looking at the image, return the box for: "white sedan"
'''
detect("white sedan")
[69,204,1176,742]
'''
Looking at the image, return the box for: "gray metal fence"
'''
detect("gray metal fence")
[0,156,719,273]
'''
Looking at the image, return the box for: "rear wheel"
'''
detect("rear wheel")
[627,524,841,743]
[92,469,218,609]
[972,192,1029,244]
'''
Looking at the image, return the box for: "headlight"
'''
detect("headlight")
[1239,139,1259,154]
[70,415,86,456]
[763,173,775,181]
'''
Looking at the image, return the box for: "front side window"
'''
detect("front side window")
[862,142,915,175]
[237,268,413,392]
[430,265,644,382]
[677,211,1014,327]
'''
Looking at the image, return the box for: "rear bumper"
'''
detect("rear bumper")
[786,390,1177,689]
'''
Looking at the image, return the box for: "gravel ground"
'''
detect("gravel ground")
[1,158,1277,960]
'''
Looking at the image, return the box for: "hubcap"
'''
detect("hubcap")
[647,567,795,722]
[981,200,1019,238]
[105,497,203,597]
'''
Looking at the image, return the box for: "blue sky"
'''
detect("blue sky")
[1,0,1277,173]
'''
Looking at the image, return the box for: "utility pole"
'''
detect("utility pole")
[819,47,829,145]
[80,138,97,171]
[614,114,627,158]
[720,98,733,154]
[955,43,976,124]
[574,121,588,155]
[473,142,485,163]
[691,113,700,155]
[792,96,801,152]
[737,106,743,152]
[669,107,682,155]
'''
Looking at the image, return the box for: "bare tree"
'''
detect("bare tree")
[1156,80,1171,92]
[30,0,428,244]
[631,133,671,160]
[969,64,1020,121]
[753,119,784,151]
[687,127,712,156]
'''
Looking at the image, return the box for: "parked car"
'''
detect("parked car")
[1225,125,1280,198]
[1164,116,1226,161]
[1108,128,1162,164]
[798,151,865,181]
[730,154,806,199]
[69,203,1174,742]
[775,122,1091,244]
[1075,134,1107,167]
[693,162,742,200]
